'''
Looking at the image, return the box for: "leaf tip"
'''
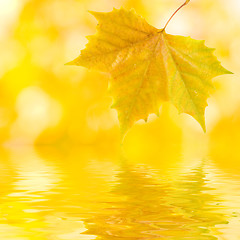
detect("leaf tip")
[65,56,82,66]
[120,125,129,143]
[88,10,96,15]
[218,65,234,76]
[65,60,76,66]
[197,116,206,133]
[224,69,234,75]
[88,10,104,20]
[202,124,207,133]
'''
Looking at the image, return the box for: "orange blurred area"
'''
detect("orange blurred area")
[0,0,239,160]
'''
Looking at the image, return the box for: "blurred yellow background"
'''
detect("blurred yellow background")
[0,0,239,162]
[1,1,240,239]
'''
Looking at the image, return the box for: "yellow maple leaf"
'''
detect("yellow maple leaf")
[68,1,232,136]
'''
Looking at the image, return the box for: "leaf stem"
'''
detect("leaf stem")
[163,0,190,31]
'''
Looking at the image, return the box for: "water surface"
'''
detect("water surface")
[0,146,240,239]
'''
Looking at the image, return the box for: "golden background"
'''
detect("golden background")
[0,1,240,239]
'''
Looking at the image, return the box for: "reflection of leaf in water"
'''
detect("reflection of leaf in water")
[169,160,228,238]
[83,159,228,239]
